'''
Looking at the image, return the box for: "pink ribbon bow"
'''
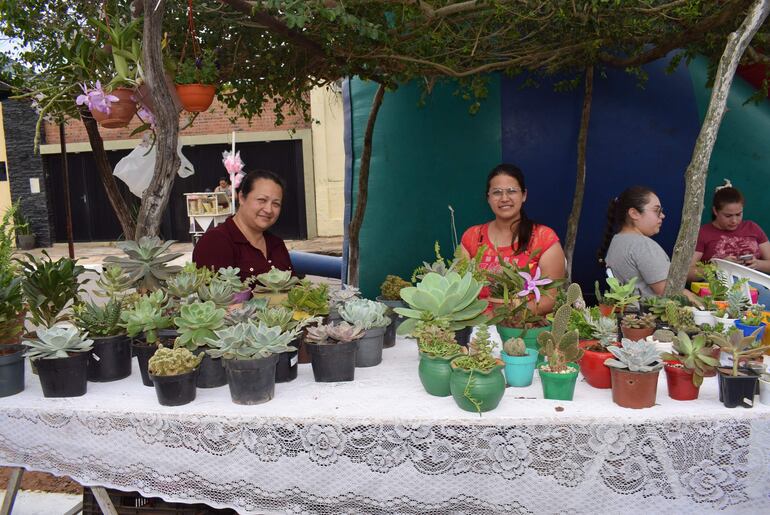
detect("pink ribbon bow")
[222,150,245,189]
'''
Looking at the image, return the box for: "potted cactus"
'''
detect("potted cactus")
[414,320,466,396]
[501,336,538,387]
[148,346,203,406]
[536,304,584,400]
[305,322,364,382]
[254,306,314,383]
[620,313,656,341]
[604,339,663,409]
[73,298,131,382]
[174,301,227,388]
[0,271,25,398]
[578,313,618,389]
[711,328,770,408]
[660,331,719,401]
[24,326,93,398]
[103,237,183,293]
[205,321,299,404]
[338,298,391,367]
[449,325,505,413]
[121,295,173,386]
[377,275,411,348]
[252,266,299,306]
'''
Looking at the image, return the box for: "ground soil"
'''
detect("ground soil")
[0,467,82,494]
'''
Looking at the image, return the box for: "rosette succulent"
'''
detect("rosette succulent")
[120,296,173,344]
[328,286,361,310]
[338,298,390,330]
[103,236,183,292]
[205,322,299,360]
[24,325,93,360]
[252,267,299,294]
[174,301,226,350]
[225,298,269,326]
[305,322,365,344]
[604,339,663,372]
[198,278,237,308]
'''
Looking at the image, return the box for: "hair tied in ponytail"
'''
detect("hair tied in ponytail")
[715,179,733,192]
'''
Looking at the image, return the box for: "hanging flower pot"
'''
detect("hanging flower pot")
[175,84,216,112]
[91,87,138,128]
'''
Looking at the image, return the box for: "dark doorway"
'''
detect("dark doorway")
[45,139,307,242]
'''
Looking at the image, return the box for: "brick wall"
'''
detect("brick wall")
[44,98,311,145]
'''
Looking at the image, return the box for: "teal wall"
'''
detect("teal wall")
[348,78,501,298]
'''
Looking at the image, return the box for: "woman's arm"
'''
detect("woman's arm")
[744,241,770,273]
[687,251,704,282]
[530,241,566,315]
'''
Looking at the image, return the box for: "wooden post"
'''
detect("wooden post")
[59,122,75,259]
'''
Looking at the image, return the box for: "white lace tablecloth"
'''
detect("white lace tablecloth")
[1,334,769,514]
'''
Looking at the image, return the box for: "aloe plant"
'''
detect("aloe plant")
[338,298,389,330]
[73,298,123,337]
[205,322,299,360]
[24,325,93,360]
[174,301,226,350]
[103,236,183,292]
[17,251,85,329]
[252,267,299,294]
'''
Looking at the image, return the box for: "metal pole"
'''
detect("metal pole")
[59,122,75,259]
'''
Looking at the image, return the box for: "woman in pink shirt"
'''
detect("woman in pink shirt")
[687,180,770,281]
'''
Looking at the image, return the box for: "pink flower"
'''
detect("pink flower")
[75,81,119,115]
[517,267,552,303]
[222,150,246,188]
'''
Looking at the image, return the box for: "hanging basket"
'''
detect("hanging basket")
[91,87,138,129]
[176,83,216,112]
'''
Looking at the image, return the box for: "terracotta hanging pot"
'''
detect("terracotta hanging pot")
[91,87,138,129]
[136,74,183,114]
[176,83,216,112]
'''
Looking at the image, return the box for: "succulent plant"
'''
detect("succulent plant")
[225,297,269,326]
[411,242,451,282]
[567,306,600,340]
[484,258,525,301]
[413,320,464,358]
[586,313,619,349]
[503,337,528,357]
[216,267,246,291]
[198,278,237,308]
[710,328,770,377]
[395,271,488,334]
[174,301,226,350]
[165,268,206,301]
[94,265,135,299]
[73,298,123,337]
[120,296,173,344]
[661,331,719,387]
[328,286,361,309]
[604,339,663,373]
[338,298,390,329]
[697,262,729,301]
[252,267,299,294]
[536,304,583,372]
[621,313,656,329]
[254,306,319,332]
[205,322,300,360]
[284,281,329,317]
[380,275,411,301]
[17,251,85,329]
[740,304,765,326]
[652,328,676,342]
[103,236,183,292]
[453,324,498,372]
[726,281,751,319]
[665,303,697,332]
[24,325,93,360]
[148,345,202,376]
[602,277,640,313]
[305,322,365,344]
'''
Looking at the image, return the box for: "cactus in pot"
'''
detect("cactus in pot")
[147,346,203,406]
[148,346,202,376]
[503,337,527,357]
[536,304,583,400]
[379,275,411,302]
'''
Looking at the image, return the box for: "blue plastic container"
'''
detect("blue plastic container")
[734,320,766,341]
[501,348,538,387]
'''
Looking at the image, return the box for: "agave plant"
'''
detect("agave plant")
[24,325,93,360]
[252,267,300,293]
[395,272,488,335]
[604,339,663,373]
[103,236,183,292]
[338,298,390,330]
[205,322,299,360]
[174,301,226,350]
[305,322,365,344]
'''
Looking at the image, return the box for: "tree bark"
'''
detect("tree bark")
[665,0,770,295]
[135,0,180,239]
[565,66,593,281]
[347,83,386,287]
[79,107,137,239]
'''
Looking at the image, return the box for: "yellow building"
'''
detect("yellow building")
[0,98,12,215]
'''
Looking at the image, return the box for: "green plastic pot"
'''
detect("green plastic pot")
[496,325,550,366]
[449,361,505,413]
[538,362,579,401]
[418,351,464,397]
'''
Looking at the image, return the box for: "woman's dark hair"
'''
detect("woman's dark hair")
[597,185,655,265]
[711,185,744,220]
[218,177,228,183]
[237,169,286,197]
[486,163,534,254]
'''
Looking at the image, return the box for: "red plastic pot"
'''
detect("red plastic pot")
[578,340,613,389]
[610,367,660,409]
[598,304,616,317]
[664,361,700,401]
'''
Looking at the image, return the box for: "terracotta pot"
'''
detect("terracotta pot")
[91,87,138,128]
[136,73,182,114]
[578,340,613,389]
[598,304,617,317]
[610,367,660,409]
[176,83,216,112]
[664,361,700,401]
[620,325,655,341]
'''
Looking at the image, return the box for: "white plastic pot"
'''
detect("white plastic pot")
[759,377,770,406]
[691,309,716,327]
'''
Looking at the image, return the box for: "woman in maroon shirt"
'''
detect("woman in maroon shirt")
[193,170,294,283]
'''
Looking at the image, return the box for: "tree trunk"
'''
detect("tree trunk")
[135,0,180,239]
[565,66,593,281]
[79,108,137,239]
[347,83,386,287]
[665,0,770,295]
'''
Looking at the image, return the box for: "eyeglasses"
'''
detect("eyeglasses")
[647,206,664,218]
[488,187,522,199]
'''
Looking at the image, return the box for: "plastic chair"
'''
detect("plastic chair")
[711,258,770,302]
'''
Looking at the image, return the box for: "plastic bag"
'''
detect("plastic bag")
[113,142,194,197]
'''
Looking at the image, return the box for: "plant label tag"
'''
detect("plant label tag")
[290,356,298,367]
[92,353,100,361]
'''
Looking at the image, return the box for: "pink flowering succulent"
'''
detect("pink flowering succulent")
[75,81,120,115]
[517,267,552,303]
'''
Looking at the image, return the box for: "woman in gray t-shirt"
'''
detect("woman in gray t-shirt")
[597,186,669,298]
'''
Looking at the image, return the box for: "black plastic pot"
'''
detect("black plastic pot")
[157,329,180,345]
[376,298,405,349]
[193,349,227,388]
[356,326,386,367]
[224,354,279,405]
[275,337,300,383]
[150,369,198,406]
[718,369,758,408]
[0,346,25,398]
[132,342,158,387]
[88,335,131,382]
[36,352,89,398]
[307,340,357,382]
[454,327,472,347]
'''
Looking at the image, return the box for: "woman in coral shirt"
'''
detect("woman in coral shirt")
[461,163,565,314]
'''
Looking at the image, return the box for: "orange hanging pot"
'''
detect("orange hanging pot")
[91,87,138,129]
[175,83,216,112]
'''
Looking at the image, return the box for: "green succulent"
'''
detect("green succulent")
[328,286,361,310]
[338,298,390,330]
[602,277,640,312]
[73,298,123,337]
[502,337,527,357]
[205,322,299,360]
[537,304,583,372]
[165,268,206,301]
[710,328,770,377]
[174,301,226,350]
[216,267,246,291]
[198,278,237,308]
[380,275,411,301]
[24,325,93,360]
[697,262,729,301]
[585,313,619,349]
[568,306,600,340]
[0,272,24,343]
[305,322,365,344]
[103,236,183,292]
[252,267,300,293]
[604,339,663,372]
[148,346,202,376]
[740,304,765,326]
[255,306,299,332]
[120,296,173,344]
[411,241,451,283]
[621,313,656,329]
[94,265,135,299]
[17,251,85,329]
[395,271,488,335]
[413,320,464,358]
[726,282,750,319]
[452,324,498,372]
[661,331,719,387]
[225,297,269,325]
[284,281,329,317]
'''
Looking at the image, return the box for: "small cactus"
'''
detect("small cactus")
[503,337,527,357]
[380,275,411,301]
[148,346,202,376]
[536,304,583,372]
